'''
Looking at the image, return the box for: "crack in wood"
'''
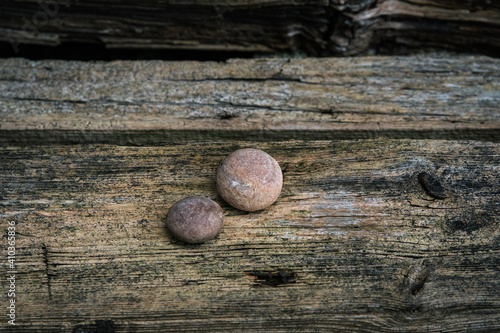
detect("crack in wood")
[42,243,52,301]
[2,129,500,146]
[246,270,296,287]
[72,320,116,333]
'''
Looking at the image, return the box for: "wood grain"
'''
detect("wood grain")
[1,55,499,145]
[1,0,499,57]
[1,139,499,332]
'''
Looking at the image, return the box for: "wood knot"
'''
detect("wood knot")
[407,265,430,296]
[417,172,447,200]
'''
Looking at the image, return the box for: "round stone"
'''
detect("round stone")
[216,148,283,211]
[166,196,224,244]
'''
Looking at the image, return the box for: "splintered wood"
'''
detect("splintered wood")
[0,0,499,56]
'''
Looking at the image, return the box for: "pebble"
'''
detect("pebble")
[216,148,282,211]
[166,196,224,244]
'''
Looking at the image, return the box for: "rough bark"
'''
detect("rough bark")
[1,55,499,145]
[1,139,499,332]
[0,0,499,57]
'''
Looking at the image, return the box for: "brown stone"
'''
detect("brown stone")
[216,148,283,211]
[166,196,224,244]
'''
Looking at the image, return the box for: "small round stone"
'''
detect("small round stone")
[217,148,283,212]
[166,196,224,244]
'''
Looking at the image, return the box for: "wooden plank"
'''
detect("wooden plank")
[1,0,499,57]
[1,139,499,332]
[1,55,499,145]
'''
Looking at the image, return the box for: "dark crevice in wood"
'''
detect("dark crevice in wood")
[0,41,260,62]
[246,270,296,287]
[72,320,116,333]
[1,129,499,146]
[42,243,53,301]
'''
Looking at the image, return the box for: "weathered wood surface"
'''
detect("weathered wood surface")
[1,139,499,332]
[1,55,499,145]
[1,0,500,57]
